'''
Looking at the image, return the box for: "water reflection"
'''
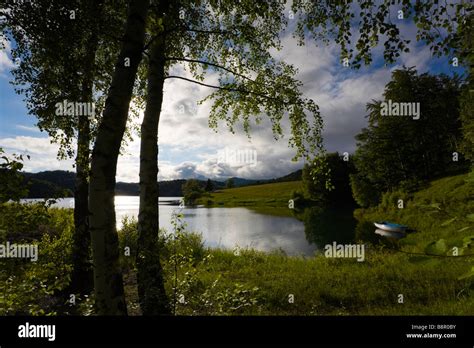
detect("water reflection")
[21,197,396,256]
[297,207,357,251]
[182,207,317,256]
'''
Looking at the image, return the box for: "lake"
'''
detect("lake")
[20,196,358,256]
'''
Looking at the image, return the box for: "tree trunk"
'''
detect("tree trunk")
[71,97,92,294]
[89,0,149,315]
[70,0,103,295]
[137,33,171,315]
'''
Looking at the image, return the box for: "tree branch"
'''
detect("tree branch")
[165,56,254,82]
[165,75,290,105]
[166,25,234,36]
[143,25,239,52]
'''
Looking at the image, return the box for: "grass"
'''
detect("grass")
[169,248,473,315]
[197,181,302,208]
[354,172,474,255]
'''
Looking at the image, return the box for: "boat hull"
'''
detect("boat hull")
[374,221,407,233]
[375,229,405,239]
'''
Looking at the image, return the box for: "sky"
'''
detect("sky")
[0,14,462,183]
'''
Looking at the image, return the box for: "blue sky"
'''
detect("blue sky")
[0,18,464,182]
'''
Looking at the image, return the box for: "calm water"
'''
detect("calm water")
[21,196,357,256]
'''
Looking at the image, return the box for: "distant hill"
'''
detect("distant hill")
[234,169,302,187]
[272,169,302,182]
[115,179,226,197]
[115,182,139,196]
[23,170,75,190]
[22,171,75,198]
[225,177,260,187]
[18,169,303,198]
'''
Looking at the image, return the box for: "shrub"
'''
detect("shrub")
[0,203,74,315]
[350,173,380,208]
[118,216,139,270]
[379,189,412,212]
[182,179,204,205]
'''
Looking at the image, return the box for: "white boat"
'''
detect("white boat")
[374,221,408,233]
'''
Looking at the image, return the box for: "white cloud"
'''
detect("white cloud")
[16,125,41,133]
[0,135,75,172]
[0,36,15,76]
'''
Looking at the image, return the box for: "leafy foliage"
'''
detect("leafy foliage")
[225,178,235,189]
[458,14,474,164]
[0,203,74,315]
[303,152,355,207]
[0,148,29,203]
[293,0,473,68]
[350,173,380,208]
[351,68,467,207]
[204,178,214,192]
[1,0,126,159]
[142,0,325,162]
[182,179,204,205]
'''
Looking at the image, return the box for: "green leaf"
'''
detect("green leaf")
[440,217,456,226]
[424,239,447,255]
[466,214,474,222]
[458,267,474,281]
[462,236,474,249]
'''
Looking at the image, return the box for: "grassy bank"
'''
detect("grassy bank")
[197,181,302,207]
[196,181,302,217]
[354,172,474,256]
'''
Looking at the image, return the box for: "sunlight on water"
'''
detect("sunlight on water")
[20,196,318,256]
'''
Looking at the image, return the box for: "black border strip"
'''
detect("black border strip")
[0,316,473,346]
